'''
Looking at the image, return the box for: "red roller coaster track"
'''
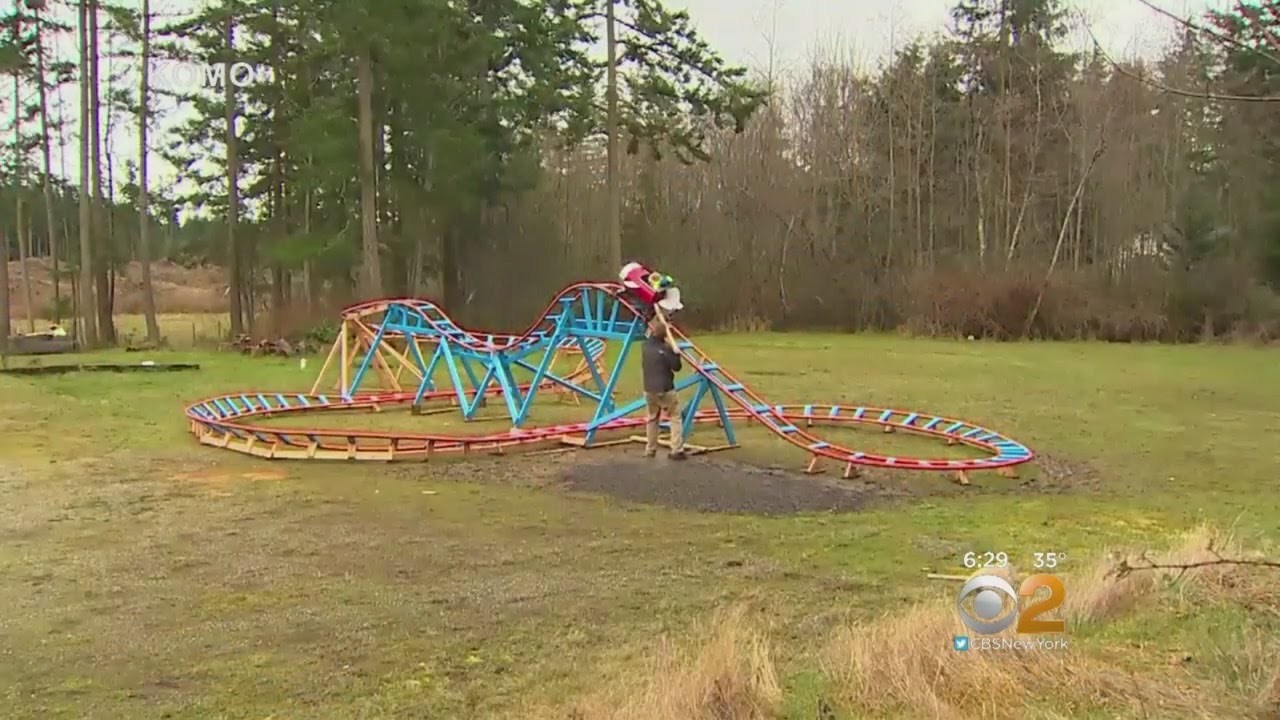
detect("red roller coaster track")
[185,282,1035,479]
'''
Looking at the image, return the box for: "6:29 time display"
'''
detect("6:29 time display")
[962,551,1008,568]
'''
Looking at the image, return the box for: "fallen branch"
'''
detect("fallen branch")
[1107,545,1280,582]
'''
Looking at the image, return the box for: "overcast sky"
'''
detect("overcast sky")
[670,0,1230,77]
[14,0,1233,203]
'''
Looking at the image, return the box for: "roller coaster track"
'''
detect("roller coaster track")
[186,282,1034,476]
[312,295,608,401]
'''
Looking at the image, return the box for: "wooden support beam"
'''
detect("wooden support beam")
[310,326,342,395]
[623,434,720,454]
[339,321,350,394]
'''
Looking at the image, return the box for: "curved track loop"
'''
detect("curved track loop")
[187,282,1034,471]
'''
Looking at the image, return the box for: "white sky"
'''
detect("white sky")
[8,0,1233,209]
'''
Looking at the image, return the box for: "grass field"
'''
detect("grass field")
[1,323,1278,719]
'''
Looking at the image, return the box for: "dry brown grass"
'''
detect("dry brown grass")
[1070,524,1280,622]
[822,524,1278,720]
[1258,667,1280,720]
[5,257,228,317]
[534,525,1276,720]
[526,604,781,720]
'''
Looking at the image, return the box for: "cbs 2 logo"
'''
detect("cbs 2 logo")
[956,574,1067,634]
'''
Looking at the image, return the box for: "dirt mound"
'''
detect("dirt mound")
[5,257,227,317]
[377,444,1088,516]
[557,455,897,515]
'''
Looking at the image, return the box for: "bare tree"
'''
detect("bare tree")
[224,9,243,336]
[604,0,620,269]
[355,44,381,298]
[85,0,116,343]
[77,0,97,347]
[136,0,159,343]
[11,9,35,333]
[0,229,9,353]
[31,0,61,324]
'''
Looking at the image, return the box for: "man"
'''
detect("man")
[641,316,687,460]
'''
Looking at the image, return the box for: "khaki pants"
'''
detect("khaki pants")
[644,391,684,454]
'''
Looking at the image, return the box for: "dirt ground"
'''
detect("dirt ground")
[558,454,890,515]
[368,440,1100,517]
[553,449,1098,514]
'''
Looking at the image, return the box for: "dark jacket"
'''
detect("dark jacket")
[642,335,682,393]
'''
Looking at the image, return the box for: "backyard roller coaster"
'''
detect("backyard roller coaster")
[184,281,1034,480]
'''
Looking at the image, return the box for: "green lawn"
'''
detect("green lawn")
[0,332,1277,718]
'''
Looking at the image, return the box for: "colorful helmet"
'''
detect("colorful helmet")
[647,272,675,290]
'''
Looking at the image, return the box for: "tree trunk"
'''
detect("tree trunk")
[355,45,382,298]
[441,221,467,311]
[270,139,286,335]
[34,6,61,323]
[77,0,97,347]
[271,265,285,334]
[137,0,160,343]
[604,0,621,269]
[16,198,35,333]
[225,14,243,337]
[303,181,315,314]
[12,59,35,333]
[105,126,119,330]
[410,234,425,295]
[0,229,10,352]
[25,222,36,319]
[243,246,256,332]
[90,0,114,344]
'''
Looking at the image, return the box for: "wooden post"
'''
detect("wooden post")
[338,320,350,394]
[310,327,342,394]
